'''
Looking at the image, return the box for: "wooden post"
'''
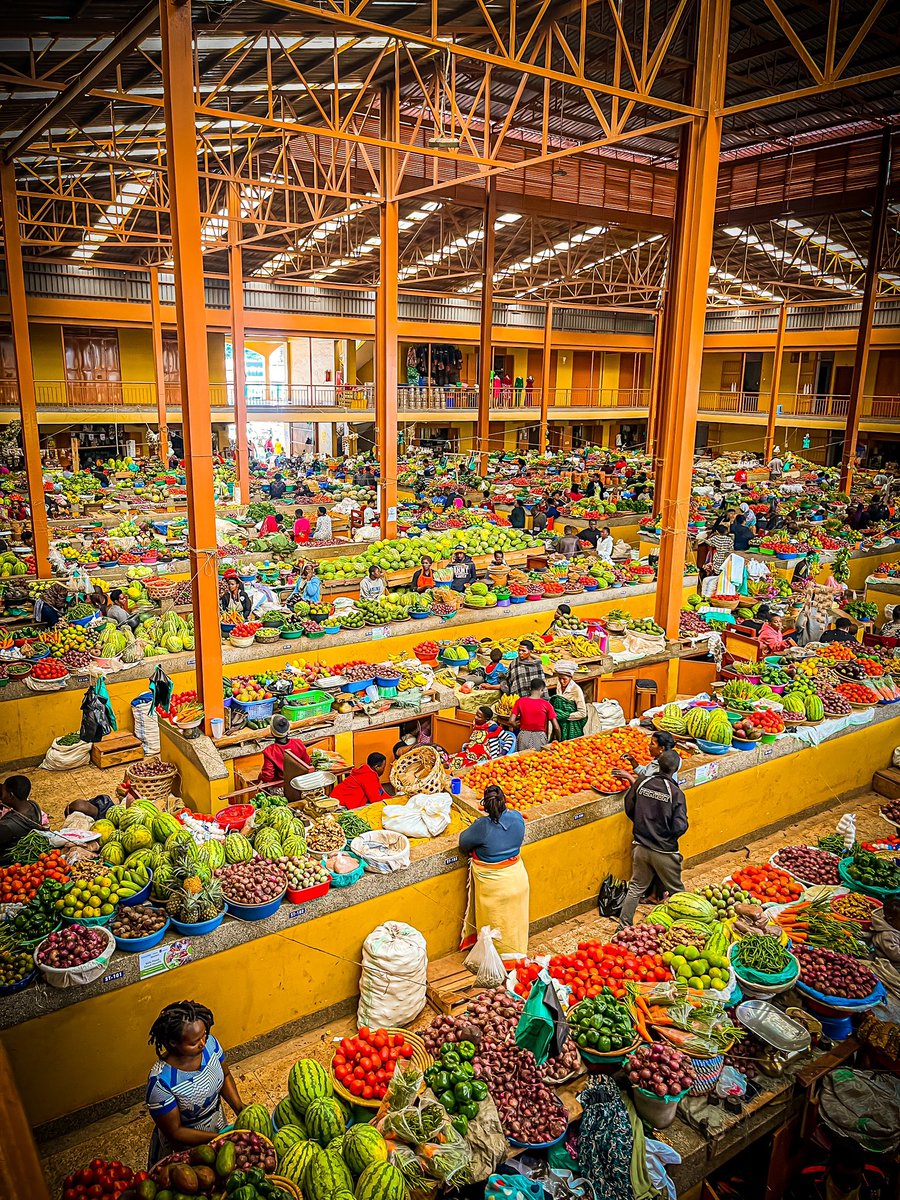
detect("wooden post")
[477,178,497,472]
[228,181,251,503]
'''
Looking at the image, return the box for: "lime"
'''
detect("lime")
[684,946,699,962]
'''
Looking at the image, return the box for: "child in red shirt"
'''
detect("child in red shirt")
[512,680,560,751]
[330,753,388,810]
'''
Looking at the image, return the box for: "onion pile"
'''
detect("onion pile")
[37,926,108,968]
[473,1040,567,1143]
[541,1038,582,1083]
[217,860,286,905]
[794,944,878,999]
[773,846,840,885]
[613,923,665,955]
[626,1043,694,1098]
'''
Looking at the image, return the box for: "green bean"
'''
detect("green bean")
[736,934,791,973]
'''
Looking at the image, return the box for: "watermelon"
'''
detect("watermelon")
[152,812,181,843]
[273,1125,307,1164]
[224,831,253,863]
[343,1125,388,1177]
[303,1147,354,1200]
[279,1140,319,1186]
[100,841,125,866]
[198,839,226,871]
[106,803,126,828]
[305,1096,344,1147]
[121,824,153,853]
[233,1102,273,1138]
[273,1096,306,1132]
[120,806,147,831]
[288,1058,332,1114]
[355,1161,407,1200]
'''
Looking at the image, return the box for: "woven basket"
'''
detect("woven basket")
[389,745,449,796]
[145,577,179,600]
[688,1053,725,1095]
[125,758,178,804]
[269,1178,302,1199]
[330,1030,431,1108]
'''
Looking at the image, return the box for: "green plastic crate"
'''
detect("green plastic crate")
[282,689,334,720]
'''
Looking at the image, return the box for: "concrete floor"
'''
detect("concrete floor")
[38,790,895,1193]
[13,763,129,827]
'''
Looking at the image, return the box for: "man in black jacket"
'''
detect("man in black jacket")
[618,751,687,925]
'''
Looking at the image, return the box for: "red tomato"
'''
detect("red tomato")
[400,1043,414,1058]
[362,1084,374,1099]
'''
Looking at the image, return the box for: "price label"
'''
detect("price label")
[288,906,308,919]
[103,969,125,984]
[444,855,459,866]
[186,657,195,667]
[695,762,719,784]
[139,939,193,980]
[572,812,585,822]
[370,626,387,640]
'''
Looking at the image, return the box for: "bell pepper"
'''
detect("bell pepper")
[456,1040,476,1060]
[471,1080,488,1101]
[451,1114,469,1136]
[439,1089,457,1113]
[453,1080,472,1102]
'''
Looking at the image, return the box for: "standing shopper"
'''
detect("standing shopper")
[146,1001,245,1166]
[512,679,561,750]
[504,639,547,698]
[618,752,687,926]
[458,784,529,958]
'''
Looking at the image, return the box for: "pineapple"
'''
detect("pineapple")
[171,844,204,895]
[166,877,223,923]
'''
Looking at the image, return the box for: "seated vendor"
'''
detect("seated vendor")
[259,715,311,785]
[0,776,49,858]
[820,616,857,645]
[757,612,794,655]
[475,647,508,689]
[330,752,388,809]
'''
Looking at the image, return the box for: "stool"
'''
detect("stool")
[634,678,658,716]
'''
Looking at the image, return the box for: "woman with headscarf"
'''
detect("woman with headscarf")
[551,660,588,741]
[881,604,900,638]
[458,783,529,959]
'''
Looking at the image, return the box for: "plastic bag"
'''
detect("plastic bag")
[34,926,115,989]
[382,792,452,839]
[515,970,567,1065]
[131,691,160,755]
[644,1138,682,1200]
[585,699,625,735]
[41,737,91,771]
[597,874,627,918]
[80,683,113,744]
[351,830,411,873]
[837,812,857,849]
[150,663,173,713]
[357,920,427,1029]
[464,925,507,988]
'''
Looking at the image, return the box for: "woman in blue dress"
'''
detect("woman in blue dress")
[146,1000,246,1166]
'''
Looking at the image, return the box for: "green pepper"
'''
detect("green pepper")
[439,1089,457,1113]
[456,1040,476,1060]
[441,1050,460,1069]
[458,1062,474,1078]
[451,1114,469,1137]
[453,1081,472,1102]
[433,1070,451,1093]
[459,1101,479,1121]
[439,1042,458,1059]
[597,1036,611,1053]
[471,1081,488,1101]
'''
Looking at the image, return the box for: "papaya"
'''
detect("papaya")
[215,1141,237,1178]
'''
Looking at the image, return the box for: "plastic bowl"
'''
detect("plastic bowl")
[215,803,254,831]
[695,738,730,755]
[114,918,170,953]
[225,890,286,921]
[732,738,758,751]
[169,910,226,936]
[119,873,153,907]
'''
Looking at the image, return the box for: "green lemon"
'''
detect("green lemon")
[684,946,699,962]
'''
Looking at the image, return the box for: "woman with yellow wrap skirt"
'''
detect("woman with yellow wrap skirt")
[458,784,530,959]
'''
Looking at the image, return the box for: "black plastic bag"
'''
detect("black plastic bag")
[80,684,113,744]
[597,874,627,919]
[150,664,173,712]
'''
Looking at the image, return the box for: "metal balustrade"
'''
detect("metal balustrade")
[698,390,900,421]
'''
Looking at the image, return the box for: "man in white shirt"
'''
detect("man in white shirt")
[597,527,614,559]
[313,506,332,540]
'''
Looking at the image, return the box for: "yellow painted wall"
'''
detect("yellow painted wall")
[4,709,897,1128]
[208,333,227,384]
[555,349,574,394]
[117,328,155,383]
[700,352,726,392]
[29,323,64,379]
[600,352,620,399]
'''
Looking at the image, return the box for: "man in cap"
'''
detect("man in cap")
[449,544,477,592]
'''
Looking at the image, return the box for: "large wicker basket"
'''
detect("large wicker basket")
[125,757,179,804]
[145,577,179,600]
[390,745,449,796]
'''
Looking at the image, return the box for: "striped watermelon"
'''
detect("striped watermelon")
[273,1095,306,1132]
[355,1161,407,1200]
[279,1140,319,1186]
[234,1103,273,1138]
[303,1147,354,1200]
[273,1124,307,1164]
[343,1125,388,1177]
[305,1096,344,1147]
[224,831,253,863]
[288,1058,332,1114]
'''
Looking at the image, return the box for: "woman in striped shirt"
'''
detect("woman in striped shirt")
[146,1000,246,1166]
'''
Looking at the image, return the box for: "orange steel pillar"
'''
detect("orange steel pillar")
[653,0,730,637]
[0,163,51,577]
[376,91,399,538]
[764,303,788,463]
[228,183,251,504]
[477,178,497,472]
[148,266,168,460]
[160,0,224,728]
[538,302,553,454]
[645,310,663,456]
[841,128,892,492]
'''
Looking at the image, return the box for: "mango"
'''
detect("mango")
[169,1165,199,1195]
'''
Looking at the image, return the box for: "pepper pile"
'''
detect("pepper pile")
[424,1039,488,1136]
[0,851,70,904]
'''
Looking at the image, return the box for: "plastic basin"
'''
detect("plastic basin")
[215,804,254,831]
[114,919,170,953]
[225,890,285,921]
[119,873,153,907]
[286,879,331,904]
[169,910,226,936]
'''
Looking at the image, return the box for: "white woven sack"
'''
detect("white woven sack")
[350,830,410,873]
[34,926,115,989]
[357,920,427,1029]
[41,737,91,771]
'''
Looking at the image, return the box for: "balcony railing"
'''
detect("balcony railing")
[698,390,900,421]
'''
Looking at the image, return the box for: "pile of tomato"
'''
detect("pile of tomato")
[730,863,803,905]
[835,681,880,705]
[753,709,785,735]
[32,657,69,680]
[511,940,671,1001]
[62,1159,141,1200]
[465,726,653,809]
[331,1026,415,1101]
[0,850,70,903]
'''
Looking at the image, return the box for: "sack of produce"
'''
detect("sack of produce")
[585,699,625,735]
[358,920,427,1029]
[382,792,452,840]
[351,830,411,873]
[40,732,91,771]
[34,925,115,989]
[131,690,161,755]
